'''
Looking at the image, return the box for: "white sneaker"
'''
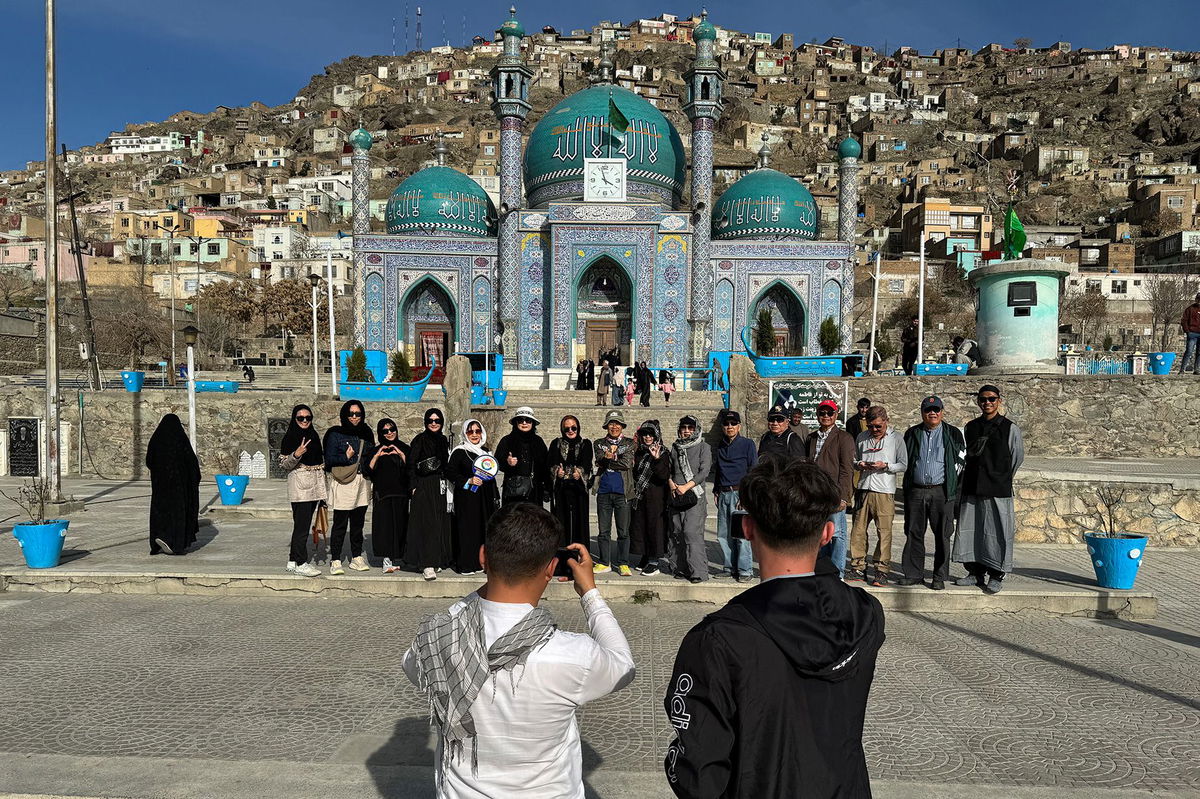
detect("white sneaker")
[422,567,437,581]
[382,557,398,574]
[348,556,370,571]
[293,562,321,577]
[330,560,345,575]
[286,561,299,573]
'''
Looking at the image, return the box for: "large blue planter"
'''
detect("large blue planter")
[1084,533,1147,589]
[215,474,250,505]
[1149,352,1175,375]
[195,380,239,393]
[120,371,145,392]
[915,363,969,376]
[12,520,69,568]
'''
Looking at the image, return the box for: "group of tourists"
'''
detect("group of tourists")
[591,360,676,407]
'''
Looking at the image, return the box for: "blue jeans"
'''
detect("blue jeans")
[1182,332,1200,373]
[716,489,753,576]
[595,492,630,568]
[819,509,848,577]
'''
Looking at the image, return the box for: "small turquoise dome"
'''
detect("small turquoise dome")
[713,169,819,240]
[837,137,862,159]
[693,18,717,41]
[523,85,686,207]
[385,166,496,237]
[349,128,373,150]
[500,12,524,39]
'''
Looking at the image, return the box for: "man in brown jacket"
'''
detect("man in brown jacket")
[806,399,855,577]
[1180,293,1200,375]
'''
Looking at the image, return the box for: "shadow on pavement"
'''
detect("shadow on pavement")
[1011,566,1095,589]
[1099,618,1200,650]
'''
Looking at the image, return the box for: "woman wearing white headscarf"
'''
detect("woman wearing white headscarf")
[446,418,498,574]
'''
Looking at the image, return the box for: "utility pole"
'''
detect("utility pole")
[61,144,101,391]
[44,0,61,498]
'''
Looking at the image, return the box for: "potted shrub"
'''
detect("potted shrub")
[3,479,70,569]
[1081,485,1147,590]
[210,449,250,506]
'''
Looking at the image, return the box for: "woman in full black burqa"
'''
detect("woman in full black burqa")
[494,407,550,506]
[146,413,201,555]
[408,408,451,580]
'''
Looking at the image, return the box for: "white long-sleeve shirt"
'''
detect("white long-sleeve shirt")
[854,428,907,494]
[402,588,635,799]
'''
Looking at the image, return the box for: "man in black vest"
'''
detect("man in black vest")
[952,384,1025,594]
[899,395,966,590]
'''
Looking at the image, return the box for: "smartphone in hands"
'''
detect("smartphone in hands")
[553,547,582,579]
[730,510,749,539]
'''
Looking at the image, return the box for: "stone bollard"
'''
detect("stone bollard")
[444,355,473,446]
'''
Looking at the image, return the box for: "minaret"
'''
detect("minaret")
[349,125,373,345]
[683,9,724,362]
[837,136,862,246]
[490,7,531,367]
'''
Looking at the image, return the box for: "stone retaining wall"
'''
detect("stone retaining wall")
[1015,476,1199,547]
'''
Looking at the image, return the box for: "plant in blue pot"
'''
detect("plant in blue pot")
[211,449,250,506]
[1082,485,1147,590]
[3,479,70,569]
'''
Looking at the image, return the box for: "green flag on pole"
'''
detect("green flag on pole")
[608,96,629,135]
[1002,203,1026,260]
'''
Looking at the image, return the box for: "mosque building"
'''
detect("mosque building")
[349,8,861,388]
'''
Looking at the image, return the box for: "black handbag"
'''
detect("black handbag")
[416,457,442,476]
[670,490,699,511]
[502,474,535,501]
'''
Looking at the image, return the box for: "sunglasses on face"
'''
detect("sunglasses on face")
[817,409,835,416]
[428,419,442,424]
[517,419,533,424]
[382,427,396,434]
[923,408,943,414]
[768,417,787,423]
[563,426,578,432]
[295,415,312,421]
[679,424,695,430]
[347,411,363,418]
[977,396,1000,403]
[467,428,482,436]
[722,422,739,428]
[867,423,885,430]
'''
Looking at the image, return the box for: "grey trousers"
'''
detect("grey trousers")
[669,499,709,581]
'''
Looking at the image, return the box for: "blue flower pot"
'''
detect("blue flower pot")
[1148,352,1175,375]
[215,474,250,505]
[492,389,508,407]
[120,371,145,392]
[1084,533,1147,590]
[12,520,69,568]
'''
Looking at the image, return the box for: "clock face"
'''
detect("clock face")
[584,158,626,202]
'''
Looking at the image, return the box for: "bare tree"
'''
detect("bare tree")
[1060,286,1110,348]
[1143,272,1200,350]
[0,271,30,309]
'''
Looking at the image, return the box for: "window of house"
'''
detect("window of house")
[29,249,38,260]
[207,243,220,255]
[163,216,173,226]
[272,251,283,260]
[1085,280,1102,293]
[151,244,163,257]
[121,218,130,227]
[888,279,905,293]
[172,244,182,255]
[272,236,282,244]
[1008,281,1038,306]
[1110,280,1128,294]
[1167,196,1184,208]
[189,244,199,254]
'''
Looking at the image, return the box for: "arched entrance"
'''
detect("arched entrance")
[576,258,633,365]
[751,283,806,355]
[401,277,456,381]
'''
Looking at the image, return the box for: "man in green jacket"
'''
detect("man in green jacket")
[898,396,966,590]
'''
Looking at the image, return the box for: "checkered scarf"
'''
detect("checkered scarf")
[411,594,556,782]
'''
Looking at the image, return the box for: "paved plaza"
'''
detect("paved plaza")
[0,473,1198,797]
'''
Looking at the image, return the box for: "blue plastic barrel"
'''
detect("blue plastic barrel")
[216,474,250,505]
[1084,533,1147,589]
[13,520,69,568]
[120,371,145,392]
[1148,352,1175,375]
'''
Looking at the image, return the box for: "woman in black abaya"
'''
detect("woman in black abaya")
[362,418,410,573]
[547,414,593,547]
[446,418,498,574]
[322,400,375,574]
[494,407,550,506]
[278,404,326,575]
[146,413,200,555]
[408,408,451,580]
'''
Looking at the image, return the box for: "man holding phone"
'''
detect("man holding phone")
[850,405,907,586]
[404,503,635,797]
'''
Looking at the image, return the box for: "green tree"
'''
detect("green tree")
[346,345,373,382]
[753,308,776,355]
[389,348,413,382]
[818,317,843,355]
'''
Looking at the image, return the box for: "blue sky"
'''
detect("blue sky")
[4,0,1196,171]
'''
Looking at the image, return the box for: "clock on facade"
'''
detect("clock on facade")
[583,158,627,202]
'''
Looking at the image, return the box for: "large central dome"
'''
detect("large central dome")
[523,85,686,208]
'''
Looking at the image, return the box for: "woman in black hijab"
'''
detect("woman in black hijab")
[279,404,326,576]
[322,399,375,574]
[547,414,593,547]
[145,413,200,555]
[408,407,451,580]
[446,418,498,574]
[630,419,671,575]
[362,418,410,573]
[494,407,550,506]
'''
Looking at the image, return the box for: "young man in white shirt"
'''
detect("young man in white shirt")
[403,502,635,798]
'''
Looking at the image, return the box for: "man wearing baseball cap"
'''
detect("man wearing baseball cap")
[714,409,758,581]
[593,409,635,576]
[899,395,966,590]
[806,399,855,577]
[758,404,807,461]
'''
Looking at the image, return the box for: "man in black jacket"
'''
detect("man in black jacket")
[663,458,885,799]
[757,404,807,460]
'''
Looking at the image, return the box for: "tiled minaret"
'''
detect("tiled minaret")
[490,7,531,366]
[349,125,373,345]
[683,10,724,362]
[837,136,862,246]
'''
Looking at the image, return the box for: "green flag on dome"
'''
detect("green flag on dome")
[607,96,629,135]
[1001,203,1026,260]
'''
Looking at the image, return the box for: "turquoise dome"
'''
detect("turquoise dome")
[837,137,862,159]
[385,166,496,237]
[349,127,373,150]
[523,85,686,207]
[693,18,717,41]
[713,169,819,240]
[500,15,524,38]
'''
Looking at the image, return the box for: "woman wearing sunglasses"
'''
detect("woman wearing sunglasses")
[447,418,498,574]
[323,400,375,575]
[408,408,452,580]
[363,418,410,574]
[547,414,593,547]
[279,404,326,577]
[667,415,711,583]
